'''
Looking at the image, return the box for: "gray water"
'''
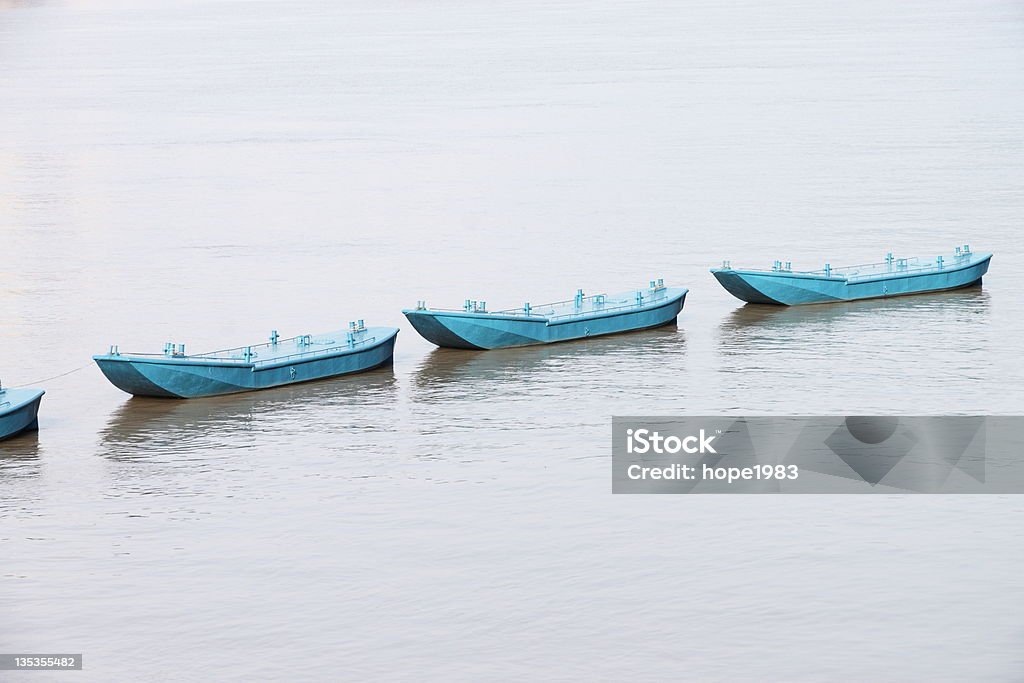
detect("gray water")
[2,1,1024,680]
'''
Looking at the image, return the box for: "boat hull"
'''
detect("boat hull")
[712,255,991,306]
[0,389,45,442]
[94,329,398,398]
[405,290,687,350]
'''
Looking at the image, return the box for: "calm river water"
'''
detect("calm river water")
[2,0,1023,680]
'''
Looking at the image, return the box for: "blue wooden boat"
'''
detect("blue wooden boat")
[0,383,45,442]
[403,279,688,349]
[711,245,991,306]
[94,322,398,398]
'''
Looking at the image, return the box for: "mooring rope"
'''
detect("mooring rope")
[9,363,92,388]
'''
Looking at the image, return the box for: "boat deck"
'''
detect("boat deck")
[0,387,45,414]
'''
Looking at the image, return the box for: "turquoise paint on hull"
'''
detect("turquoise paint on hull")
[94,326,398,398]
[0,388,44,442]
[404,283,688,350]
[711,248,992,306]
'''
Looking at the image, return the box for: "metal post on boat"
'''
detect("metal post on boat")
[416,300,426,311]
[635,290,644,304]
[270,330,279,345]
[109,345,119,356]
[657,278,664,289]
[524,302,531,316]
[177,343,186,356]
[937,255,944,269]
[955,246,962,258]
[963,244,971,255]
[164,342,173,356]
[783,263,791,272]
[824,263,831,277]
[886,252,894,270]
[575,289,584,308]
[357,319,365,330]
[346,331,355,347]
[649,280,656,289]
[479,302,486,312]
[772,260,781,272]
[464,299,471,312]
[244,346,252,362]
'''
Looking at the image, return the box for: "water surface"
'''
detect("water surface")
[2,1,1023,680]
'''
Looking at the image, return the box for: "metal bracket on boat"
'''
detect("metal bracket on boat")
[575,289,584,309]
[772,260,782,272]
[244,346,253,362]
[650,278,665,291]
[936,255,944,269]
[298,335,312,347]
[593,294,606,307]
[897,258,908,270]
[635,290,644,304]
[109,345,120,356]
[886,252,894,269]
[463,300,486,313]
[523,302,531,316]
[270,330,279,345]
[824,263,832,277]
[963,244,971,255]
[416,300,427,311]
[164,343,186,357]
[721,260,732,270]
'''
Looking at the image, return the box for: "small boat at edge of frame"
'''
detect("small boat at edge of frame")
[0,383,45,442]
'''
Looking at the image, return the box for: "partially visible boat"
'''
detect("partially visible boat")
[711,245,992,306]
[94,322,398,398]
[0,383,44,442]
[403,279,688,349]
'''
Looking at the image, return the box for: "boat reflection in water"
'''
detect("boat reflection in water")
[719,285,991,340]
[410,324,686,404]
[97,366,398,461]
[0,429,40,481]
[714,287,993,410]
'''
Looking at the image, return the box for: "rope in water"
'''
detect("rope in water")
[10,363,92,388]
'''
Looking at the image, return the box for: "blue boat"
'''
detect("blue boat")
[711,245,991,306]
[0,384,45,442]
[403,279,688,349]
[94,321,398,398]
